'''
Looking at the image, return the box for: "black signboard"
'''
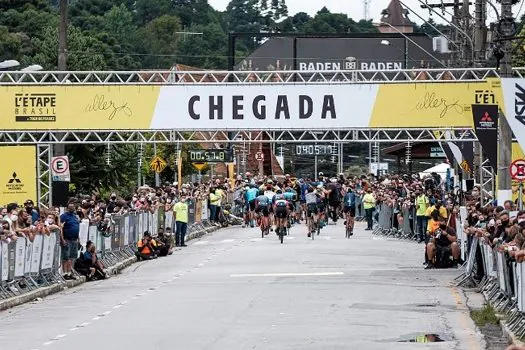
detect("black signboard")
[188,149,234,163]
[472,104,499,173]
[295,145,337,156]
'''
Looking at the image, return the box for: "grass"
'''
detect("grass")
[471,305,500,327]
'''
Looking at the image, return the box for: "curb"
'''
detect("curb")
[0,277,85,312]
[501,319,525,346]
[0,224,222,312]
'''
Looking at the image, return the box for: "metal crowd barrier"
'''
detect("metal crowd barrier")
[0,198,213,302]
[372,203,417,240]
[456,234,525,339]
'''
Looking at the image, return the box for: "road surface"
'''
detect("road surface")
[0,222,483,350]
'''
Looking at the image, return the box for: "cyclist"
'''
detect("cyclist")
[273,190,290,236]
[326,178,342,223]
[255,190,270,235]
[317,184,327,229]
[305,186,319,237]
[343,186,356,236]
[284,187,297,226]
[244,184,259,228]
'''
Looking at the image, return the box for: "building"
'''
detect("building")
[378,0,414,34]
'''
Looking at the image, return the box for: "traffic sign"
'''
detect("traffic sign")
[255,152,264,162]
[51,156,70,182]
[150,156,167,173]
[192,162,207,171]
[510,159,525,181]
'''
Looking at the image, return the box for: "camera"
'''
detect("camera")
[434,228,443,239]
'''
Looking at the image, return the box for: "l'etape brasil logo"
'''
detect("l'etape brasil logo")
[4,172,25,195]
[14,93,57,122]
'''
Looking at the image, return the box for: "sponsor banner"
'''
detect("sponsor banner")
[370,80,501,128]
[0,80,502,130]
[0,146,37,207]
[472,104,499,172]
[441,131,474,175]
[502,79,525,152]
[0,86,160,130]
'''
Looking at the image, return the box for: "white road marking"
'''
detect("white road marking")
[230,272,344,278]
[322,236,332,240]
[53,334,66,340]
[220,239,235,243]
[113,305,122,309]
[43,341,54,346]
[69,328,78,332]
[78,322,90,327]
[91,317,101,321]
[284,237,296,240]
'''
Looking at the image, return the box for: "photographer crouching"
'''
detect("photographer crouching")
[425,215,461,269]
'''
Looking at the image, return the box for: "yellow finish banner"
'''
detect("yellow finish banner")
[370,79,503,128]
[0,86,160,130]
[0,146,37,207]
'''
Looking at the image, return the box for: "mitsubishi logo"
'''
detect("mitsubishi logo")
[481,112,493,122]
[8,172,21,184]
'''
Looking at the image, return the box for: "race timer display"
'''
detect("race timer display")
[188,149,233,163]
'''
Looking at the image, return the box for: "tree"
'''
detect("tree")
[137,15,181,68]
[30,25,106,70]
[134,0,172,26]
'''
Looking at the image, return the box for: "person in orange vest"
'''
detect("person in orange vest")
[135,231,158,260]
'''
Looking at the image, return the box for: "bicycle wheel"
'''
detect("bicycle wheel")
[317,220,320,235]
[279,227,284,244]
[346,226,351,239]
[312,222,315,240]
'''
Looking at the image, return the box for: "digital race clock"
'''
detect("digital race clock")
[188,149,234,163]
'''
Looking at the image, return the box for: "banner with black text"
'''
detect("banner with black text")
[472,104,499,173]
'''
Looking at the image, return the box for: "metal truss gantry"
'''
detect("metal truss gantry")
[36,144,51,208]
[0,129,478,145]
[0,67,508,85]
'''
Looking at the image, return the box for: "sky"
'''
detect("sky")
[208,0,505,25]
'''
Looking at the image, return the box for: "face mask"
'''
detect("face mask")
[10,214,18,222]
[519,218,525,224]
[68,208,75,213]
[47,218,54,225]
[501,220,510,227]
[439,223,447,230]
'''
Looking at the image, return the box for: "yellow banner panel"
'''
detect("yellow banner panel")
[0,86,160,130]
[370,80,502,128]
[0,146,37,207]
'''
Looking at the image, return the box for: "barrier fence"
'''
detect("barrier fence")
[373,202,525,338]
[0,198,212,302]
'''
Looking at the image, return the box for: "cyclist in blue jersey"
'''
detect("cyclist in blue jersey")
[255,190,271,235]
[273,190,290,236]
[284,187,297,224]
[244,184,259,228]
[343,187,356,236]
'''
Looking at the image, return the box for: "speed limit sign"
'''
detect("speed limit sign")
[510,159,525,182]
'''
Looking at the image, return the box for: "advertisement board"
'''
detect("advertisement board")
[0,80,501,131]
[0,146,37,207]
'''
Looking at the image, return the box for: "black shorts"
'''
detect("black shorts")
[344,206,356,217]
[329,201,341,209]
[255,205,269,216]
[318,203,326,213]
[275,206,288,219]
[307,203,318,216]
[249,199,256,211]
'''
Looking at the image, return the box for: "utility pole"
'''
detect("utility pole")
[497,0,514,202]
[52,0,68,207]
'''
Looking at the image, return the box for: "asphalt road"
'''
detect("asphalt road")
[0,221,484,350]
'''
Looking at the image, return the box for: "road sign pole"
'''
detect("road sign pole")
[519,182,523,210]
[154,144,160,187]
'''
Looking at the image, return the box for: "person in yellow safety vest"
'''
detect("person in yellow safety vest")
[363,189,376,231]
[135,231,158,260]
[415,190,430,243]
[209,188,221,224]
[425,201,448,221]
